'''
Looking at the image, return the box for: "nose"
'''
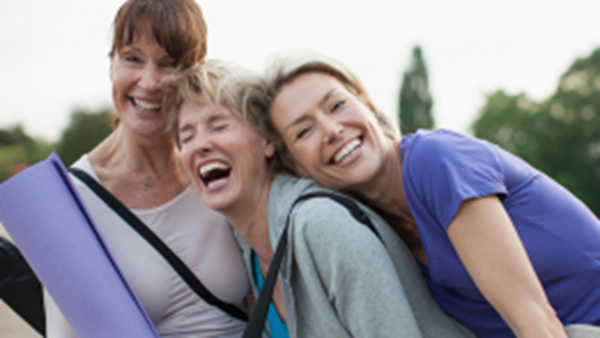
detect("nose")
[321,116,344,144]
[138,64,162,92]
[191,132,214,156]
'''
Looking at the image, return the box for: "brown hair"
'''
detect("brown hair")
[163,60,297,175]
[110,0,207,69]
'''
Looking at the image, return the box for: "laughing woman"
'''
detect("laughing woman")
[43,1,249,337]
[165,61,474,338]
[259,52,600,338]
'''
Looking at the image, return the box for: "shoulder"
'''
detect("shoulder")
[291,193,382,251]
[403,130,490,167]
[403,129,502,181]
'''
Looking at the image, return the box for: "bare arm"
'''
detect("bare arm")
[447,195,566,338]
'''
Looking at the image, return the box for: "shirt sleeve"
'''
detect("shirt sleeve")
[403,131,508,231]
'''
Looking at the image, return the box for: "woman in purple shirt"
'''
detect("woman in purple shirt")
[255,51,600,338]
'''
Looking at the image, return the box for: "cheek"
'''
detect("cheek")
[291,142,320,170]
[179,145,194,174]
[111,68,132,95]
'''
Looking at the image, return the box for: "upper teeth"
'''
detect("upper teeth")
[133,98,161,112]
[199,162,231,177]
[333,139,362,164]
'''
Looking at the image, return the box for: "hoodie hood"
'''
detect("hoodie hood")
[267,175,320,245]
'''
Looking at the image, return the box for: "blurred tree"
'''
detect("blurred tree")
[0,125,53,183]
[473,48,600,216]
[0,125,32,147]
[0,144,29,182]
[399,46,434,135]
[55,108,113,166]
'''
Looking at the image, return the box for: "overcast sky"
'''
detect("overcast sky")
[1,0,599,142]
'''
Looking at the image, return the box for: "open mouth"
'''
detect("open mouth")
[198,161,232,189]
[132,98,161,113]
[331,137,363,165]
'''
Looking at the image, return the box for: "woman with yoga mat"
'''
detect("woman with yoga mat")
[43,1,249,337]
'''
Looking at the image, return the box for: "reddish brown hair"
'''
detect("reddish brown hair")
[109,0,207,69]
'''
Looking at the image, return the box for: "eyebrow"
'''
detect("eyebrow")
[178,110,228,132]
[286,88,335,129]
[206,112,229,124]
[178,123,194,133]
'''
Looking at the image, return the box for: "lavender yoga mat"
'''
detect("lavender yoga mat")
[0,153,159,338]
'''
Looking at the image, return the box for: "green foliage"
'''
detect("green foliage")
[0,144,29,182]
[0,108,112,183]
[399,46,434,135]
[473,48,600,216]
[0,125,52,183]
[55,108,113,166]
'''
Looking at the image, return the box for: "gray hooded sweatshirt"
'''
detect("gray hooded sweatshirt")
[237,175,474,338]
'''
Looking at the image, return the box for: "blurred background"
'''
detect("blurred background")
[1,0,600,335]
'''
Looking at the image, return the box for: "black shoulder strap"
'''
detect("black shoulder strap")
[68,167,248,322]
[243,191,379,337]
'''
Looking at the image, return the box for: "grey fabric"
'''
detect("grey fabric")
[566,324,600,338]
[237,175,474,338]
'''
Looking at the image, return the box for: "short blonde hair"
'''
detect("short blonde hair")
[163,59,296,175]
[256,52,400,174]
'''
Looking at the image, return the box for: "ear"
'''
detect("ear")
[109,60,115,82]
[263,138,275,158]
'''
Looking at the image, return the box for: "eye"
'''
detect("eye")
[212,123,228,132]
[123,54,141,63]
[162,60,177,69]
[332,100,346,112]
[179,133,193,144]
[296,126,311,140]
[179,129,194,144]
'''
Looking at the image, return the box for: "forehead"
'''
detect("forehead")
[286,72,343,96]
[179,95,232,124]
[274,73,342,107]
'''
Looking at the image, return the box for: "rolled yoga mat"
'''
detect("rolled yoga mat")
[0,153,159,338]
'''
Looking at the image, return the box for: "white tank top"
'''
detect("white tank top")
[45,155,248,337]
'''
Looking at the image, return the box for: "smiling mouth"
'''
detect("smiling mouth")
[198,162,232,189]
[331,137,363,165]
[132,98,161,112]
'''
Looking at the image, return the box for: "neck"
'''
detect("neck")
[224,178,275,264]
[89,124,188,195]
[351,139,408,217]
[115,126,178,171]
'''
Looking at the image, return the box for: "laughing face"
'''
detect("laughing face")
[178,95,274,213]
[270,72,393,192]
[110,20,176,137]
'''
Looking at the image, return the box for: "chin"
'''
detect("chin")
[200,190,240,214]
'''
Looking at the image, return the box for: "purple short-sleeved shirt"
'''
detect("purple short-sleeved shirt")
[400,129,600,337]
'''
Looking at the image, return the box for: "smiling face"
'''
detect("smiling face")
[178,95,274,213]
[110,20,176,137]
[270,72,395,192]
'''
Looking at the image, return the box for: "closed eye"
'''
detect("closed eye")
[179,132,194,144]
[296,126,311,140]
[178,125,195,144]
[211,123,228,132]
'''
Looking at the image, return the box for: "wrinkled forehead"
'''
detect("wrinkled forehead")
[179,96,235,126]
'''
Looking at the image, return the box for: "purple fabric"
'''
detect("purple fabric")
[0,153,159,338]
[401,129,600,337]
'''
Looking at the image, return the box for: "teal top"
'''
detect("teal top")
[251,251,289,338]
